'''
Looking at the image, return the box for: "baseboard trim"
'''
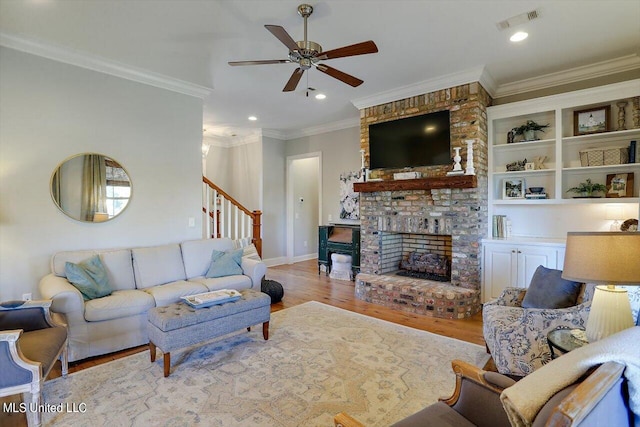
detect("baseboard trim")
[263,253,318,267]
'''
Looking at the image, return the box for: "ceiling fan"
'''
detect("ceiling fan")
[228,4,378,92]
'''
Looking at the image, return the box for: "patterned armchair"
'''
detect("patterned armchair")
[482,284,595,377]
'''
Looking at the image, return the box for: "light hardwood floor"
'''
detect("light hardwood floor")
[56,259,484,377]
[1,259,485,427]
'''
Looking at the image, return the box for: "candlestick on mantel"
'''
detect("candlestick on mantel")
[465,139,476,176]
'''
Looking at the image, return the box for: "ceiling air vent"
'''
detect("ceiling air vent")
[496,9,540,31]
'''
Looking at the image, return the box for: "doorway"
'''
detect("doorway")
[286,152,322,263]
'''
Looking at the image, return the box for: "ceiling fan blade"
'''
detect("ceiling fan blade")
[315,64,363,87]
[228,59,292,66]
[283,68,304,92]
[318,40,378,60]
[265,25,300,52]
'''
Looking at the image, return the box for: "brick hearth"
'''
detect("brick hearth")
[354,82,491,319]
[355,273,480,319]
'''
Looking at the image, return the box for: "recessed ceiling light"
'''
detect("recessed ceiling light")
[510,31,528,42]
[248,116,257,121]
[315,93,326,100]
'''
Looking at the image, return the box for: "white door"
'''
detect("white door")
[483,244,517,301]
[517,245,558,288]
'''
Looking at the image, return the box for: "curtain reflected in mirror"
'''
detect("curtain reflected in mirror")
[51,153,132,222]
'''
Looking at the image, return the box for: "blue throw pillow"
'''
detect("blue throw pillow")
[65,255,113,301]
[205,248,243,278]
[521,265,582,309]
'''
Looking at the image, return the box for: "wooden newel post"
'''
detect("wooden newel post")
[252,210,262,258]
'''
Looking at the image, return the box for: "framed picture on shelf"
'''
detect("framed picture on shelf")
[606,172,634,198]
[503,178,525,199]
[574,105,610,135]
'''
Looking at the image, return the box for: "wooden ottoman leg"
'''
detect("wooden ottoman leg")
[163,352,171,377]
[149,341,157,362]
[263,321,269,340]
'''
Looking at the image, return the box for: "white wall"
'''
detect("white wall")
[262,137,286,261]
[204,143,230,190]
[0,47,203,300]
[285,127,360,225]
[227,140,262,210]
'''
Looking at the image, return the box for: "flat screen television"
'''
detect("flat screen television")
[368,110,451,170]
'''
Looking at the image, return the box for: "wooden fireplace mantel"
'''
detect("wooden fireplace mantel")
[353,175,477,193]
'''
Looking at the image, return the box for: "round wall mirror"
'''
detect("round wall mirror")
[51,153,132,222]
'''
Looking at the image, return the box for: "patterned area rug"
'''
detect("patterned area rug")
[43,302,489,426]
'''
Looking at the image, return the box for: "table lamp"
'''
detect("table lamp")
[562,232,640,342]
[605,205,624,231]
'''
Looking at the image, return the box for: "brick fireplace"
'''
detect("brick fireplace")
[354,82,491,319]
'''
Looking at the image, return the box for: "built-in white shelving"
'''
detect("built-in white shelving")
[487,79,640,239]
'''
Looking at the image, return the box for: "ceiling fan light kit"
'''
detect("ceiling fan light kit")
[228,3,378,92]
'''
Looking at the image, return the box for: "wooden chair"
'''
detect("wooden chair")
[334,360,631,427]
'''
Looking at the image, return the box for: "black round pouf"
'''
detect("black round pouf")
[261,279,284,303]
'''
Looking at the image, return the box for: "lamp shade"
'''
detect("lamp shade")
[562,232,640,342]
[562,232,640,284]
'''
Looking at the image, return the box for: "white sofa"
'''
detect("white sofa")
[39,238,266,362]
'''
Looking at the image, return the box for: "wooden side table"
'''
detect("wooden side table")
[547,328,588,359]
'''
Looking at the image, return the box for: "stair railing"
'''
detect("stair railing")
[202,176,262,257]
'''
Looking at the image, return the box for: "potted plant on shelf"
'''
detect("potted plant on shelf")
[566,179,607,198]
[512,120,550,142]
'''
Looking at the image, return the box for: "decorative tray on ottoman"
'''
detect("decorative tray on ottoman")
[181,289,242,309]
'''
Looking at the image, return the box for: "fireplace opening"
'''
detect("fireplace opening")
[397,251,450,282]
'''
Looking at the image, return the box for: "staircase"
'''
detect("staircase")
[202,176,262,257]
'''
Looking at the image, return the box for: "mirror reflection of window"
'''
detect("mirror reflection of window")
[51,153,132,223]
[105,158,131,218]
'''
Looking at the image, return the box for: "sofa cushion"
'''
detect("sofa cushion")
[205,248,243,278]
[189,275,252,292]
[84,289,155,322]
[391,401,475,427]
[52,249,135,291]
[65,255,113,301]
[132,244,186,289]
[521,266,582,309]
[143,280,208,307]
[181,238,235,278]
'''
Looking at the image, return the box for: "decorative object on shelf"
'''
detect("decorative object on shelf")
[446,146,464,176]
[339,170,361,220]
[605,204,624,231]
[525,187,547,199]
[506,158,527,171]
[606,172,634,198]
[503,178,525,199]
[574,105,610,135]
[562,232,640,342]
[512,120,550,142]
[525,162,534,171]
[629,140,637,163]
[533,155,547,170]
[507,129,515,144]
[616,100,627,131]
[566,178,607,198]
[633,96,640,128]
[464,139,476,176]
[620,218,638,232]
[579,146,629,167]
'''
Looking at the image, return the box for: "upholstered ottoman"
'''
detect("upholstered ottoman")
[147,289,270,377]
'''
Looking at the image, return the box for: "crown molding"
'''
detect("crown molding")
[351,66,495,110]
[203,131,261,148]
[263,117,360,140]
[0,33,213,99]
[493,54,640,98]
